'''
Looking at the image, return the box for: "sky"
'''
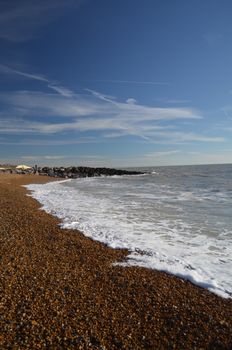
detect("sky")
[0,0,232,167]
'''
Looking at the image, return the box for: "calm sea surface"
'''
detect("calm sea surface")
[27,163,232,298]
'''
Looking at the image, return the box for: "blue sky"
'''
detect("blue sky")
[0,0,232,167]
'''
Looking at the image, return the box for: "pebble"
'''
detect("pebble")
[0,174,232,349]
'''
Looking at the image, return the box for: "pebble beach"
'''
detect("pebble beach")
[0,174,232,349]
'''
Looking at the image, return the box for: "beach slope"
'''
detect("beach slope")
[0,174,231,349]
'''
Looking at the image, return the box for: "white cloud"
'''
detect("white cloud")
[0,113,224,147]
[150,131,225,143]
[0,70,225,147]
[145,150,180,158]
[0,64,48,81]
[0,65,74,97]
[111,150,232,167]
[0,137,97,146]
[165,99,191,104]
[85,89,117,104]
[47,84,74,97]
[0,118,41,134]
[0,67,201,127]
[0,88,201,132]
[126,98,137,105]
[91,79,169,86]
[0,85,225,146]
[20,154,108,167]
[21,155,66,160]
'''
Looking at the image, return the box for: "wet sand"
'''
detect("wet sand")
[0,174,232,349]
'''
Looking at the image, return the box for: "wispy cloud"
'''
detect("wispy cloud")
[0,64,48,81]
[0,118,50,134]
[0,69,224,146]
[126,98,137,105]
[21,155,66,161]
[0,0,82,42]
[0,84,201,120]
[0,88,202,141]
[165,99,191,104]
[0,64,74,97]
[88,79,169,86]
[149,131,225,143]
[145,150,180,158]
[47,84,74,97]
[85,89,118,104]
[0,137,98,146]
[20,154,108,167]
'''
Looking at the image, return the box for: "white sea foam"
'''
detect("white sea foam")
[26,166,232,299]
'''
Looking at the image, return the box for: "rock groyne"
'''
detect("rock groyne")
[38,166,144,178]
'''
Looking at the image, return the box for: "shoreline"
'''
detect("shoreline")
[1,174,232,349]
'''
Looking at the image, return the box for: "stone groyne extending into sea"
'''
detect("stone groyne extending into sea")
[37,166,144,178]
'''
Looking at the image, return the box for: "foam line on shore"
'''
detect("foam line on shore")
[25,178,231,299]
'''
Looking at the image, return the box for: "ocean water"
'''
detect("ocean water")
[26,164,232,298]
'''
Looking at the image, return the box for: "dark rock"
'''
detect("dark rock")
[38,166,144,178]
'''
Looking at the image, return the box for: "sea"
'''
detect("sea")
[26,163,232,299]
